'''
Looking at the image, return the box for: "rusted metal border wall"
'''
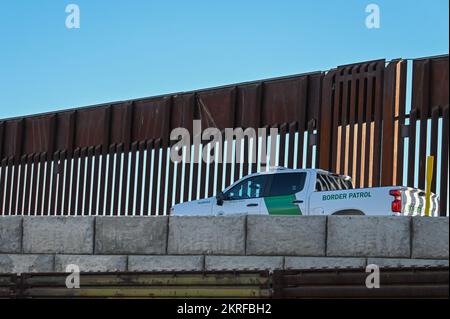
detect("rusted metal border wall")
[0,55,448,216]
[406,56,449,216]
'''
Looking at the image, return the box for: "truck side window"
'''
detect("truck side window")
[316,174,327,191]
[325,175,337,191]
[224,175,269,200]
[319,174,331,191]
[267,173,307,196]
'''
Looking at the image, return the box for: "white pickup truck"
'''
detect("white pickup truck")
[171,167,439,216]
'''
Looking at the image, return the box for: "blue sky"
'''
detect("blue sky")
[0,0,448,119]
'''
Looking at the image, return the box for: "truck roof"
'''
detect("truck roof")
[245,167,351,180]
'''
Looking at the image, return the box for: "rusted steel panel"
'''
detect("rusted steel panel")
[171,93,195,134]
[69,149,80,215]
[109,102,132,147]
[287,123,296,169]
[113,144,124,216]
[262,76,309,128]
[196,87,236,130]
[128,142,138,215]
[395,61,407,186]
[346,66,358,178]
[305,73,323,128]
[296,77,309,169]
[135,141,146,215]
[132,98,171,146]
[2,120,23,161]
[381,60,405,186]
[0,122,4,160]
[54,111,75,154]
[75,108,108,150]
[363,64,375,187]
[151,140,162,215]
[158,142,169,214]
[16,156,26,215]
[306,119,315,168]
[413,56,449,116]
[36,153,46,215]
[441,105,449,216]
[339,67,350,175]
[0,159,7,214]
[90,146,101,215]
[29,154,39,215]
[142,140,154,215]
[407,108,418,187]
[317,70,335,171]
[84,147,94,216]
[371,63,384,187]
[412,56,448,210]
[354,65,368,188]
[22,155,33,215]
[119,143,129,215]
[430,106,440,193]
[235,84,262,129]
[104,145,116,216]
[22,116,55,157]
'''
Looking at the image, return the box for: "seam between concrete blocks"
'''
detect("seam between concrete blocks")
[244,215,248,256]
[92,217,97,255]
[20,217,24,254]
[324,216,329,257]
[409,217,413,259]
[165,217,170,255]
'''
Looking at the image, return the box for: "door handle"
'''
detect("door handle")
[247,203,259,207]
[292,200,304,204]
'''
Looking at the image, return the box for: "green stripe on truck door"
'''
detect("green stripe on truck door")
[263,195,302,215]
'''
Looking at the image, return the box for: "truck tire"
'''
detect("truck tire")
[332,210,365,216]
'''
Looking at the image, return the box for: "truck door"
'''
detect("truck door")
[212,175,270,215]
[262,172,308,215]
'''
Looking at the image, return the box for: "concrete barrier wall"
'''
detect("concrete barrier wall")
[0,216,448,273]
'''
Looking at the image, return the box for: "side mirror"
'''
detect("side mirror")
[216,192,225,206]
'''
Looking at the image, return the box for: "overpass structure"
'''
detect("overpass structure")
[0,215,448,298]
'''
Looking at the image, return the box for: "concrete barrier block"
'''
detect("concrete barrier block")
[0,217,22,253]
[412,217,449,259]
[55,255,127,272]
[95,217,168,255]
[205,256,283,271]
[168,216,246,255]
[368,258,449,269]
[246,216,326,256]
[284,257,366,270]
[128,256,204,272]
[327,216,411,258]
[23,217,94,254]
[0,254,54,274]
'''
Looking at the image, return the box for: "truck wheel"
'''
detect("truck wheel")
[332,210,365,216]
